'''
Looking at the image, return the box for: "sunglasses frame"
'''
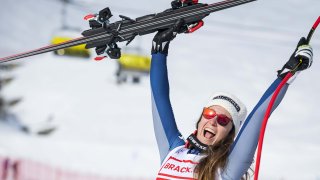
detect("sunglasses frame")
[202,107,232,127]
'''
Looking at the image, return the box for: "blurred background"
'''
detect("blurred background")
[0,0,319,179]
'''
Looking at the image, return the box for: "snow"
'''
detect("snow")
[0,0,320,179]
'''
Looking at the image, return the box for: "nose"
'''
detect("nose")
[207,117,217,126]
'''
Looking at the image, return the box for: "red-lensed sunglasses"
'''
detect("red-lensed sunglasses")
[202,107,232,126]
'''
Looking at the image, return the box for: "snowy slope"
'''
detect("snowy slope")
[1,0,320,179]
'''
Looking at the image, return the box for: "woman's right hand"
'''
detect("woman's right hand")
[151,19,185,55]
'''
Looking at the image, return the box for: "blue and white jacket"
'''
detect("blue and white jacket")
[150,53,289,180]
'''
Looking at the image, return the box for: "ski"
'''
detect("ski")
[0,0,256,63]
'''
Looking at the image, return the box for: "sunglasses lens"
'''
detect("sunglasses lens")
[217,116,231,126]
[202,108,231,126]
[203,108,216,119]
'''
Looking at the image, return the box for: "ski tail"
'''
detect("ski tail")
[0,36,87,63]
[307,16,320,43]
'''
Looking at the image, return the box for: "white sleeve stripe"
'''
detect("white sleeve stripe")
[152,92,171,163]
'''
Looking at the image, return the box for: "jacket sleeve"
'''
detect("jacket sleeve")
[221,78,289,179]
[150,53,185,164]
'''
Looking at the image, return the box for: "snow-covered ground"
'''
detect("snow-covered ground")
[0,0,320,179]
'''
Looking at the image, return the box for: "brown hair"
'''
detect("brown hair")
[194,116,251,180]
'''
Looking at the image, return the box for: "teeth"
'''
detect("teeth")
[204,128,216,135]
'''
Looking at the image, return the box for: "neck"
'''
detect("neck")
[186,134,208,152]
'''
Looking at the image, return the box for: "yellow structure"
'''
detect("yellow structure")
[118,53,151,72]
[51,36,90,58]
[116,53,151,84]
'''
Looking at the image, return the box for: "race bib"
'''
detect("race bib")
[156,156,198,180]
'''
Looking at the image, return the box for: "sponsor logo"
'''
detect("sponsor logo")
[178,135,184,140]
[188,135,207,151]
[157,156,198,179]
[163,163,192,173]
[212,95,241,112]
[175,148,185,154]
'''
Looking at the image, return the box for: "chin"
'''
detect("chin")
[201,138,216,146]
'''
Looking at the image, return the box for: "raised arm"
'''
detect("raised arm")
[150,20,186,163]
[222,37,313,179]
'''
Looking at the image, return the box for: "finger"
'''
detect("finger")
[297,37,308,47]
[173,19,185,32]
[295,46,313,59]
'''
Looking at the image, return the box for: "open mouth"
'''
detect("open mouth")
[203,128,216,139]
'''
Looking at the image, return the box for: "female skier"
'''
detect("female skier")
[150,20,313,180]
